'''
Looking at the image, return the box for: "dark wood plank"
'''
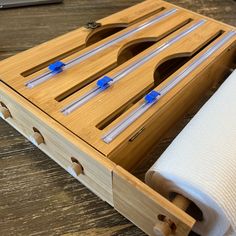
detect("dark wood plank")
[0,1,235,236]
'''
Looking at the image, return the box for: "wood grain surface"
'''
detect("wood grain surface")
[0,1,235,236]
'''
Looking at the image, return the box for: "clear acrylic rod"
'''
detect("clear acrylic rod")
[102,30,236,143]
[61,87,101,115]
[25,9,177,88]
[61,20,206,115]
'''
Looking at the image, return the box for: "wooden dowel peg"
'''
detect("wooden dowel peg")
[153,221,172,236]
[153,195,191,236]
[71,162,83,176]
[172,194,191,212]
[67,158,83,177]
[30,131,45,146]
[0,106,11,119]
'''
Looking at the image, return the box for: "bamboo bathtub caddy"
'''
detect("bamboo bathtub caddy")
[0,0,235,235]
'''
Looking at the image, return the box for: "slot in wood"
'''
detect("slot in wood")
[21,45,85,77]
[96,30,224,130]
[21,7,166,78]
[55,39,157,102]
[55,19,192,102]
[86,7,165,46]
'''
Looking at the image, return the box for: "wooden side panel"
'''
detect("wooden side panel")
[0,82,115,205]
[113,166,195,236]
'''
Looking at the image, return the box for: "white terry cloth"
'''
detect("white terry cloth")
[145,70,236,236]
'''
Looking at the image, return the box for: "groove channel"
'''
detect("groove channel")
[96,30,224,130]
[55,19,192,102]
[21,7,165,78]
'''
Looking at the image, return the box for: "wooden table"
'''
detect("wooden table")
[0,1,235,235]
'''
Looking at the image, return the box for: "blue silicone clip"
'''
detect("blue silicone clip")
[48,61,65,74]
[97,76,113,90]
[145,90,161,103]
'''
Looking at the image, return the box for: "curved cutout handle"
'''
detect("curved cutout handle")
[117,38,157,65]
[86,24,128,46]
[153,53,192,87]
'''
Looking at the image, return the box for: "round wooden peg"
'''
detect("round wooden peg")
[67,161,83,178]
[72,162,83,176]
[153,195,190,236]
[0,106,11,119]
[30,131,44,146]
[153,221,172,236]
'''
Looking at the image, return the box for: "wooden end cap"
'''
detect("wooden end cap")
[153,195,191,236]
[153,221,172,236]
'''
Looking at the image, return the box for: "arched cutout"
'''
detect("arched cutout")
[85,6,167,46]
[154,30,224,86]
[96,32,224,130]
[86,24,127,46]
[96,54,192,130]
[154,54,191,86]
[117,38,157,65]
[56,38,157,102]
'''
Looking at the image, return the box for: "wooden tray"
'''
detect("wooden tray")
[0,0,235,235]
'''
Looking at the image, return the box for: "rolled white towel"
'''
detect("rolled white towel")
[146,70,236,236]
